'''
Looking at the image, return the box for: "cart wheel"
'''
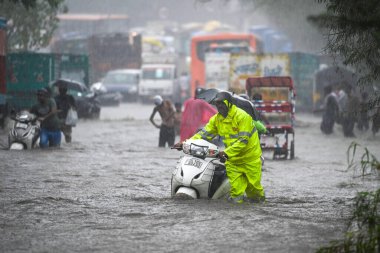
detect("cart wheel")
[290,140,295,159]
[272,150,277,160]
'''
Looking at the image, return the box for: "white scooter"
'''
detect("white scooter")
[8,110,40,150]
[171,139,230,199]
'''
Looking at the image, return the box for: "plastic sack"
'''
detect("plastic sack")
[65,107,78,126]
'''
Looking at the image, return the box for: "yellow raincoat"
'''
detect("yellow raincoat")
[191,102,265,202]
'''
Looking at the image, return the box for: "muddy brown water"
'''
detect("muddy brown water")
[1,103,379,252]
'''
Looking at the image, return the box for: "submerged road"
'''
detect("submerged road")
[0,102,379,252]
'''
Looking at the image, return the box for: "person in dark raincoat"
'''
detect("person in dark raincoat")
[357,91,369,132]
[341,86,360,137]
[320,85,339,134]
[372,106,380,136]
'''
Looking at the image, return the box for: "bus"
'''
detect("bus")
[190,33,262,96]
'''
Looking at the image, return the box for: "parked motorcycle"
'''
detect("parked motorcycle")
[75,92,101,119]
[171,139,230,199]
[51,79,102,119]
[8,110,40,150]
[90,82,123,107]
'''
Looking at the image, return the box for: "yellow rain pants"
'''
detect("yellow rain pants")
[226,157,264,201]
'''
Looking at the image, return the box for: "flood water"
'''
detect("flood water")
[1,103,379,252]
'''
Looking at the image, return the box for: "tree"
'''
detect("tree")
[308,0,380,89]
[0,0,67,51]
[0,0,62,9]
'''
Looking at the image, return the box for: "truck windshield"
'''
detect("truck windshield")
[103,73,138,85]
[142,68,172,80]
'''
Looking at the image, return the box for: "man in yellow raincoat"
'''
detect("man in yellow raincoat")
[174,91,265,203]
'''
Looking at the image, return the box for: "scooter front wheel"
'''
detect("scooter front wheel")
[9,142,25,150]
[174,187,197,199]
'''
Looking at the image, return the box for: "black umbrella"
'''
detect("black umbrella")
[195,88,222,103]
[51,79,88,92]
[196,88,262,121]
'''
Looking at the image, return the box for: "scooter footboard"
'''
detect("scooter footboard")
[209,164,230,199]
[211,179,230,199]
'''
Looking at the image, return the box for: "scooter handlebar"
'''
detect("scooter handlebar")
[171,142,183,150]
[217,153,227,163]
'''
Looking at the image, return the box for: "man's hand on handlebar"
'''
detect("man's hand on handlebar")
[172,142,183,150]
[218,150,228,162]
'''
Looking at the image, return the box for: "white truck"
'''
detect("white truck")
[139,50,177,102]
[139,62,177,102]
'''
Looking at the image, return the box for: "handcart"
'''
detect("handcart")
[246,76,296,160]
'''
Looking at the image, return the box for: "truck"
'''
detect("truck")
[139,61,177,102]
[51,32,142,84]
[139,36,177,102]
[204,51,320,111]
[5,52,89,111]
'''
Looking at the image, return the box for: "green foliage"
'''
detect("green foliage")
[347,142,380,178]
[317,144,379,253]
[317,189,380,253]
[0,0,67,51]
[308,0,380,87]
[0,0,62,8]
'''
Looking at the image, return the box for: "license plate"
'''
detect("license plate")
[184,158,203,169]
[16,122,28,129]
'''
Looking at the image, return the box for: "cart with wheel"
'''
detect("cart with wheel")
[246,76,296,160]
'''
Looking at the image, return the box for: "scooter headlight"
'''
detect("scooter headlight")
[183,142,211,158]
[187,143,208,157]
[191,144,207,157]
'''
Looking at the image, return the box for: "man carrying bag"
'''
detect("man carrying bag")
[54,81,77,143]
